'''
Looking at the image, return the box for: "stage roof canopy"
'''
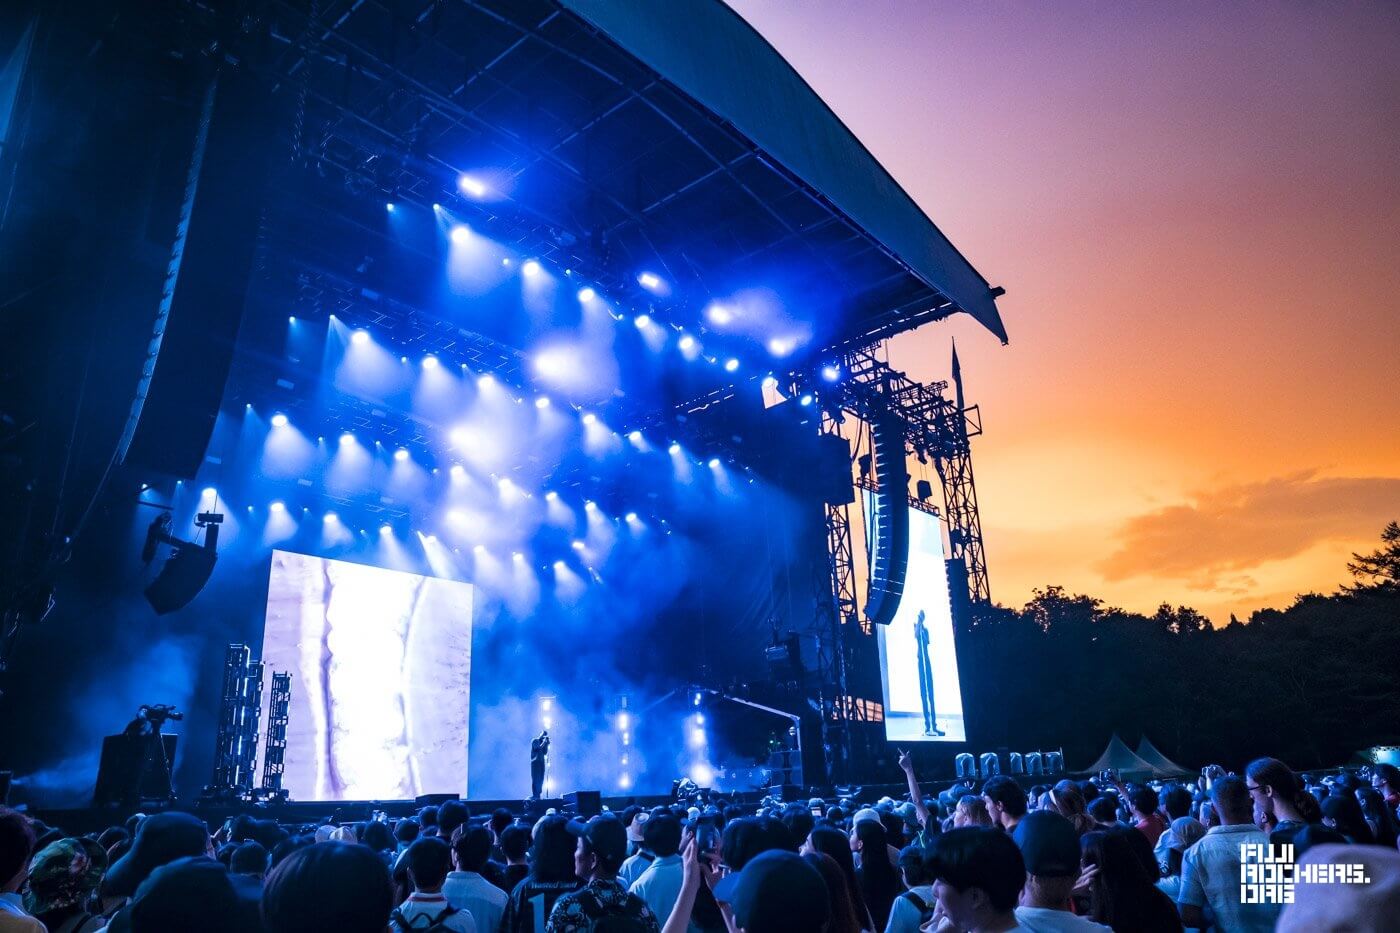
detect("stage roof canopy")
[259,0,1006,353]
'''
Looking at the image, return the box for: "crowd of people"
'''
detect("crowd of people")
[1,758,1398,932]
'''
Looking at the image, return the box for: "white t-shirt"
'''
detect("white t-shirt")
[442,871,508,933]
[1013,905,1113,932]
[395,892,478,932]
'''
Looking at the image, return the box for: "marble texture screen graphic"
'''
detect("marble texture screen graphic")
[871,502,967,743]
[259,551,473,800]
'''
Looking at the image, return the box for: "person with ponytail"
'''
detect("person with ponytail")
[1244,758,1319,847]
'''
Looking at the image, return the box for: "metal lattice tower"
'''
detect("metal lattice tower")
[210,644,263,794]
[261,672,291,793]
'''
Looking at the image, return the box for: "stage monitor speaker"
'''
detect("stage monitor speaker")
[93,733,178,806]
[144,542,218,615]
[865,411,909,626]
[564,790,602,818]
[122,68,275,479]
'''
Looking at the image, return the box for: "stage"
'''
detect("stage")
[0,0,1005,810]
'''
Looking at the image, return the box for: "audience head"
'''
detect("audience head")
[262,841,393,933]
[928,828,1025,929]
[1320,794,1375,845]
[1128,785,1159,819]
[1373,764,1399,796]
[103,811,211,899]
[0,807,35,894]
[713,849,832,933]
[722,816,796,872]
[981,776,1028,829]
[435,800,470,842]
[499,824,531,864]
[1246,757,1318,823]
[898,843,933,887]
[361,820,394,854]
[418,807,438,831]
[230,840,270,878]
[451,825,493,873]
[1211,775,1254,826]
[1161,783,1194,820]
[954,794,992,828]
[568,815,628,880]
[643,813,682,859]
[393,818,419,847]
[404,837,452,892]
[108,856,261,933]
[529,815,577,883]
[25,837,107,917]
[1088,795,1119,826]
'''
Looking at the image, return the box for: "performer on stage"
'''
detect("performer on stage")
[530,730,550,799]
[914,610,944,736]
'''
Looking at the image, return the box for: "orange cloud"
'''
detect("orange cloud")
[1098,472,1400,588]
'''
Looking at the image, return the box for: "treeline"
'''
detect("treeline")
[956,522,1400,771]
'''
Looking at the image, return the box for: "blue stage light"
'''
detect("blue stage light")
[422,355,439,369]
[380,524,392,535]
[625,512,638,522]
[477,373,495,388]
[768,336,796,357]
[637,272,662,290]
[535,397,550,409]
[270,413,288,428]
[724,358,739,372]
[340,432,355,446]
[521,259,542,276]
[432,203,441,211]
[449,224,470,244]
[634,314,651,328]
[502,257,512,267]
[708,458,721,468]
[628,430,642,442]
[385,202,395,212]
[202,487,217,498]
[822,364,841,382]
[324,512,338,523]
[394,448,409,461]
[669,442,681,454]
[545,491,559,501]
[270,501,286,513]
[288,315,296,324]
[577,286,595,302]
[800,394,814,406]
[582,412,598,425]
[457,174,488,198]
[352,329,370,345]
[679,335,696,351]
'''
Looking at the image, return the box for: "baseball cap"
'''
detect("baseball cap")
[851,807,882,827]
[1012,811,1080,877]
[894,801,920,825]
[566,814,628,865]
[712,849,831,933]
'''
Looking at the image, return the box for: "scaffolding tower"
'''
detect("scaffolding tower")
[209,644,262,795]
[260,671,291,794]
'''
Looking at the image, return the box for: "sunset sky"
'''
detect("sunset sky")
[728,0,1400,621]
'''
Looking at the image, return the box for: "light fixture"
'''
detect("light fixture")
[270,413,289,428]
[577,286,595,302]
[457,174,488,197]
[351,329,370,345]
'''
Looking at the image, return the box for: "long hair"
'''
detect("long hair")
[804,852,865,933]
[807,827,871,929]
[954,795,992,828]
[1081,830,1182,933]
[1246,758,1321,823]
[1356,787,1400,848]
[1049,780,1099,836]
[528,817,576,884]
[1320,795,1375,845]
[854,821,901,931]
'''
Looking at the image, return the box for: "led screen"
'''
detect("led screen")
[871,502,967,743]
[258,550,473,800]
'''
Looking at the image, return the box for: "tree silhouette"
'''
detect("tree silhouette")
[1346,520,1400,592]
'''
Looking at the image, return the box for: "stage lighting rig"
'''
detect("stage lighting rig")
[141,508,224,615]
